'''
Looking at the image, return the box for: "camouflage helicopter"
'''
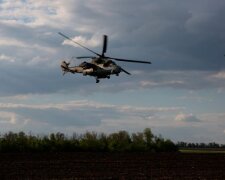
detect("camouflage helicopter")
[58,32,151,83]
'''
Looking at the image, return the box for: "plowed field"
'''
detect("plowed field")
[0,152,224,179]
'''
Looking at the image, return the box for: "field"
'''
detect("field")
[0,152,225,179]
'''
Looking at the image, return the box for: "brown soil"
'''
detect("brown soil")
[0,152,224,179]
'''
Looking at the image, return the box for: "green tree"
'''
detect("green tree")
[131,132,147,151]
[143,128,154,150]
[108,131,131,152]
[0,129,178,152]
[80,131,101,151]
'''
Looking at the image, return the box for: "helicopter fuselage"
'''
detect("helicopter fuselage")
[61,58,121,83]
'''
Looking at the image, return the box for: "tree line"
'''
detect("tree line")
[177,141,225,149]
[0,128,178,152]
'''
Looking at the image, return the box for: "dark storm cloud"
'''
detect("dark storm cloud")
[1,0,225,96]
[66,0,225,71]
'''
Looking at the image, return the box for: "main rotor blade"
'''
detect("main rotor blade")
[106,57,151,64]
[58,32,101,56]
[76,56,96,59]
[120,67,131,75]
[102,35,108,56]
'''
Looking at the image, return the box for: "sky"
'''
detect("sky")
[0,0,225,143]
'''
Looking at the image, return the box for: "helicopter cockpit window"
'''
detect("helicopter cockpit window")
[79,62,87,67]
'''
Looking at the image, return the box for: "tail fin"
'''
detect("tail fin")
[60,61,70,75]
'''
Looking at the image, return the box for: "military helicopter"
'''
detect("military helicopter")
[58,32,151,83]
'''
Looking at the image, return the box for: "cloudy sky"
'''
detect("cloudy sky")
[0,0,225,143]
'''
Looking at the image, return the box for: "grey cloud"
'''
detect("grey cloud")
[68,0,225,71]
[16,108,102,127]
[0,100,183,129]
[1,66,225,97]
[135,70,225,91]
[1,1,225,143]
[153,126,221,143]
[175,113,201,122]
[0,0,225,97]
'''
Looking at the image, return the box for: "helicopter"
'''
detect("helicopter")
[58,32,151,83]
